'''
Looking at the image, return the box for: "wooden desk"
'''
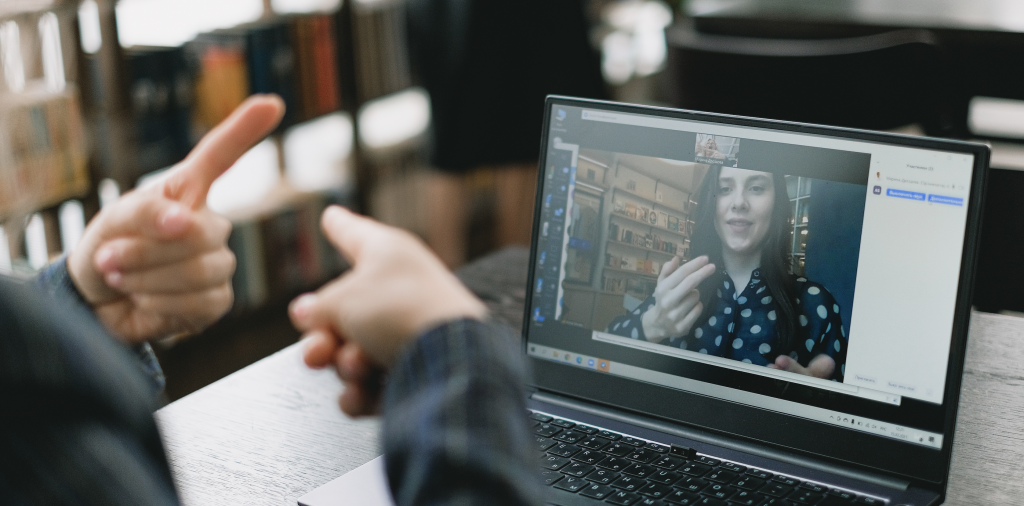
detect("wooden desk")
[156,247,1024,506]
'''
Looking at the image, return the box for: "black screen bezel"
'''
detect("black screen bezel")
[523,96,989,487]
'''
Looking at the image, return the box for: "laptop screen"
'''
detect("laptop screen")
[526,102,977,451]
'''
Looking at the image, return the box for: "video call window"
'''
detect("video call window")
[560,136,866,384]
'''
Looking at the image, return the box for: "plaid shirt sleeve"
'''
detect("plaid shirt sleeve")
[34,257,166,395]
[382,319,547,506]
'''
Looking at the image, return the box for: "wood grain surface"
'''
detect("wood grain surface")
[156,247,1024,506]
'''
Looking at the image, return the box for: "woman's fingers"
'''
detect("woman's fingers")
[662,263,716,307]
[129,283,233,330]
[674,301,704,335]
[657,256,709,293]
[657,256,681,282]
[772,354,834,378]
[94,211,231,273]
[666,290,700,322]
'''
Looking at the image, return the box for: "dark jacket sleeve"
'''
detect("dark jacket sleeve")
[34,257,166,395]
[382,319,546,506]
[0,275,179,505]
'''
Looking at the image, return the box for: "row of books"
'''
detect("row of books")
[609,223,686,256]
[603,275,655,300]
[607,254,663,276]
[226,188,348,313]
[0,86,90,219]
[350,2,411,104]
[612,199,690,234]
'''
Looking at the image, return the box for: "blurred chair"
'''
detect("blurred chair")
[665,23,944,132]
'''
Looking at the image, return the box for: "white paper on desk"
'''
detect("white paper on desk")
[297,455,396,506]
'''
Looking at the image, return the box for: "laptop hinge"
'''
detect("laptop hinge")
[531,391,911,492]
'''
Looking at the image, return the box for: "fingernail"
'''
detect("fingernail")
[96,247,117,271]
[159,204,189,235]
[105,271,123,288]
[291,293,317,321]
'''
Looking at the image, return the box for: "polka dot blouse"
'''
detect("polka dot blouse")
[606,269,848,381]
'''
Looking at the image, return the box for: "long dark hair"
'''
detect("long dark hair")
[690,165,798,356]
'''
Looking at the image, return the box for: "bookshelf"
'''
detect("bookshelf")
[786,175,810,276]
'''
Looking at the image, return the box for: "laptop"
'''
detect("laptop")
[299,96,989,506]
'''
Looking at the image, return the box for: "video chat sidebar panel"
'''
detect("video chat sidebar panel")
[531,146,574,325]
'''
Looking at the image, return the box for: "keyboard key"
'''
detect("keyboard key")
[706,470,738,483]
[561,462,595,478]
[638,499,667,506]
[572,449,607,466]
[627,449,657,463]
[551,419,576,428]
[679,462,713,476]
[622,463,656,478]
[745,469,773,480]
[719,462,746,473]
[675,477,708,493]
[701,483,736,500]
[548,443,581,458]
[771,476,800,487]
[534,436,557,452]
[554,430,584,444]
[575,425,599,435]
[607,490,642,506]
[645,442,670,453]
[695,456,721,466]
[856,498,884,505]
[665,489,701,505]
[579,436,609,450]
[787,489,824,505]
[580,483,615,500]
[827,490,857,501]
[761,499,795,506]
[638,482,673,499]
[598,457,631,472]
[622,436,647,447]
[730,476,765,491]
[727,490,763,506]
[534,423,562,437]
[670,445,698,460]
[759,483,793,498]
[819,497,855,506]
[539,468,563,486]
[612,475,648,492]
[652,455,684,470]
[530,412,553,423]
[604,443,633,457]
[697,497,728,506]
[554,476,588,492]
[798,483,827,494]
[599,430,623,441]
[540,455,570,470]
[647,469,683,485]
[586,468,619,484]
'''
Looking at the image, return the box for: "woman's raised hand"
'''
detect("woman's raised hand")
[640,256,717,342]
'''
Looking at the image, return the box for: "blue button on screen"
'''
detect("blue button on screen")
[886,188,926,201]
[927,194,963,206]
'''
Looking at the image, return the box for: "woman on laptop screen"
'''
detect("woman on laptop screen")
[606,165,848,381]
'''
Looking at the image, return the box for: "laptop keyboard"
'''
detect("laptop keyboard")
[530,411,886,506]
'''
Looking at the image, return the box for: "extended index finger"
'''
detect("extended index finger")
[320,206,404,265]
[163,94,286,209]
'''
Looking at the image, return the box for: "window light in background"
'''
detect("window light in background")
[0,227,11,275]
[78,0,102,54]
[1,21,26,92]
[98,178,121,208]
[601,0,673,85]
[207,139,282,215]
[116,0,263,48]
[357,87,430,152]
[283,112,353,192]
[25,214,48,271]
[39,13,65,91]
[272,0,340,14]
[969,97,1024,139]
[59,201,86,254]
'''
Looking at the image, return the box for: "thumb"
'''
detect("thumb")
[320,206,396,265]
[163,94,286,209]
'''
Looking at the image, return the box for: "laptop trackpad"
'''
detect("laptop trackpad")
[297,455,395,506]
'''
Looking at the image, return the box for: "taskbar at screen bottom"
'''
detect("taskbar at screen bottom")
[527,343,944,450]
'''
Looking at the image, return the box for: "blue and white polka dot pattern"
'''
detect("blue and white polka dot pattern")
[606,268,848,381]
